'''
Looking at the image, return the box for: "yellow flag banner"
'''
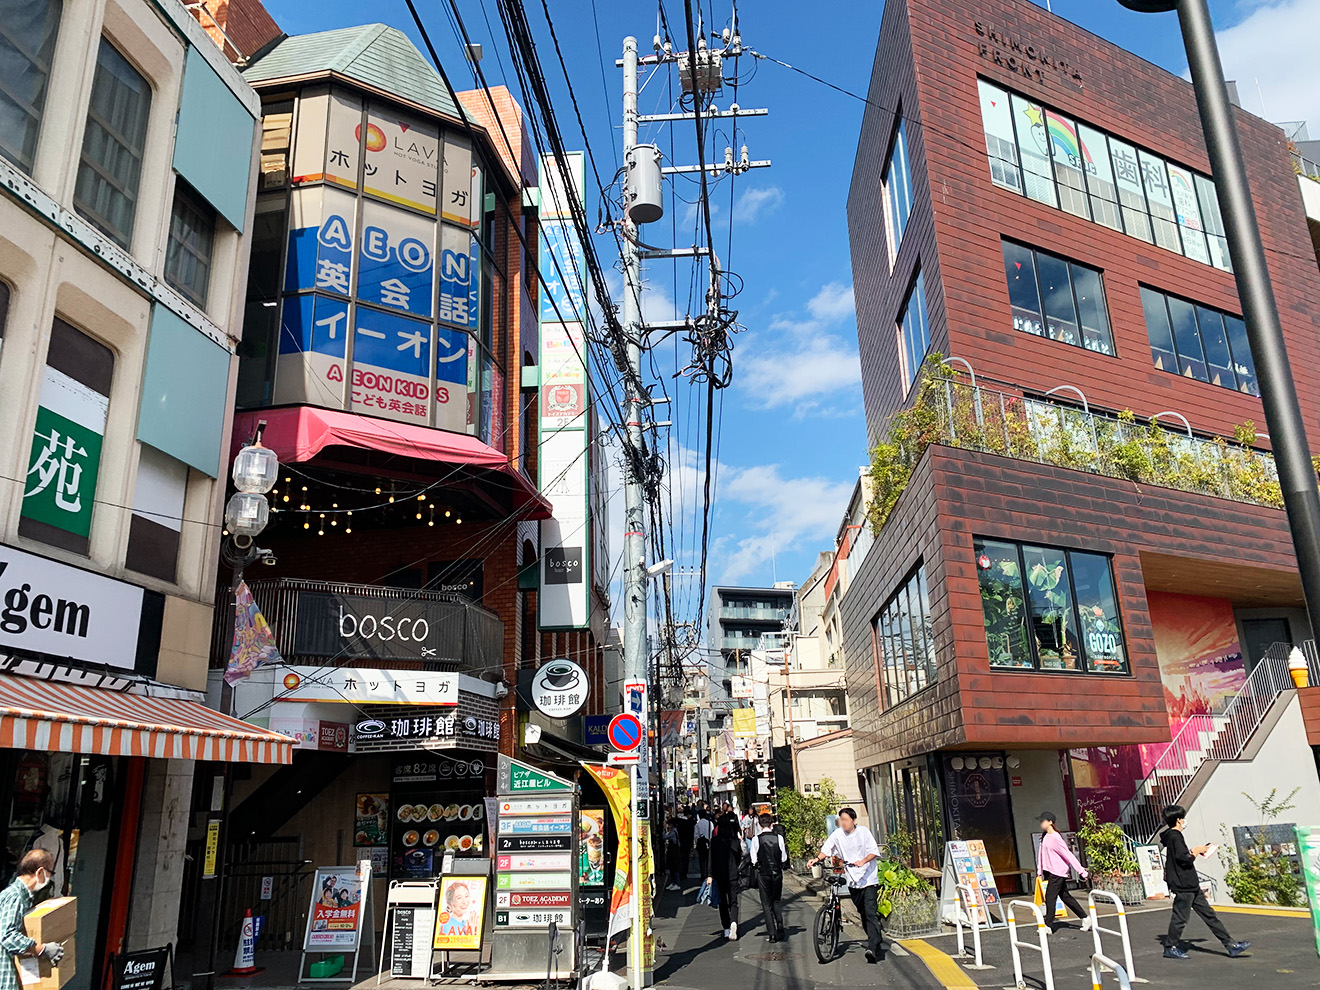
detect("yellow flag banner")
[583,764,632,938]
[637,819,656,969]
[731,707,757,738]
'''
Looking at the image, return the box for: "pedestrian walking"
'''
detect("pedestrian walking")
[707,809,744,940]
[677,806,696,883]
[1,849,64,990]
[751,813,788,942]
[694,811,713,878]
[808,808,885,963]
[1036,812,1091,933]
[664,818,683,891]
[1159,805,1251,960]
[739,808,757,856]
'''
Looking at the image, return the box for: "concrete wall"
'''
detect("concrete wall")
[794,734,868,829]
[1005,749,1068,873]
[1180,692,1320,904]
[127,759,196,950]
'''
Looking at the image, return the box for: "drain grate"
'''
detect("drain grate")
[745,951,799,962]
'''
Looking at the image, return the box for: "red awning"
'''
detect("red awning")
[0,675,293,764]
[233,407,550,517]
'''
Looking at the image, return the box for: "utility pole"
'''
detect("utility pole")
[619,35,648,990]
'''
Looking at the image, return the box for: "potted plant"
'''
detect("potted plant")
[875,857,939,938]
[1077,810,1144,905]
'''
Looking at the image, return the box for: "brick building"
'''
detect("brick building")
[841,0,1320,885]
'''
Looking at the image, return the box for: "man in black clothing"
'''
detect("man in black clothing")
[750,813,788,941]
[1160,804,1250,960]
[676,806,696,884]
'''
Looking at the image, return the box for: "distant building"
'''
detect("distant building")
[704,583,795,697]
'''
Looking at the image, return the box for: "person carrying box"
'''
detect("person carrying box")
[1,850,64,990]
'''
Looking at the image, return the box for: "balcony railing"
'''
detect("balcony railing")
[209,577,504,675]
[871,371,1285,530]
[720,606,789,621]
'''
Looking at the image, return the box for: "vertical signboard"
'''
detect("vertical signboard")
[538,152,590,630]
[22,366,108,540]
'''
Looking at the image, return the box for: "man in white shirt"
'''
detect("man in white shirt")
[808,808,885,963]
[693,813,713,877]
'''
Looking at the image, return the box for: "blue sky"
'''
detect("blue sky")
[263,0,1320,622]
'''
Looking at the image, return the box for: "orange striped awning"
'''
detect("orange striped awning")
[0,675,292,764]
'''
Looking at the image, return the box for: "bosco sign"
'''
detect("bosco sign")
[291,589,469,663]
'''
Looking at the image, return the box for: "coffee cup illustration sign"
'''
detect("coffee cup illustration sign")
[531,659,589,718]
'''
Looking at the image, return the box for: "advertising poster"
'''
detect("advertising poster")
[1134,844,1168,899]
[357,199,435,318]
[307,865,367,949]
[363,107,440,214]
[354,793,389,846]
[583,765,631,938]
[579,809,605,887]
[1294,826,1320,957]
[434,876,487,950]
[349,309,433,425]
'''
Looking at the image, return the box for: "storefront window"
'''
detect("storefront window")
[874,563,936,708]
[975,538,1129,675]
[1000,241,1113,356]
[1139,286,1258,396]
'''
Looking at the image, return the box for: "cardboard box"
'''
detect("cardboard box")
[15,934,75,990]
[22,898,76,945]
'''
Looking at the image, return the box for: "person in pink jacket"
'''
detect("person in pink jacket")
[1037,812,1090,933]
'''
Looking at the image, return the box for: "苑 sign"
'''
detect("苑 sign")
[0,543,147,670]
[530,659,588,718]
[21,367,108,541]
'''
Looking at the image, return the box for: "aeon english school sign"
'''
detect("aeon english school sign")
[289,589,467,663]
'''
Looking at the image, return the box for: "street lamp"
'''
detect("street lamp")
[1116,0,1320,644]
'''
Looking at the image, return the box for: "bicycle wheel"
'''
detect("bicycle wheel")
[813,901,840,963]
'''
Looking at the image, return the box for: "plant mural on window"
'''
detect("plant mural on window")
[975,537,1129,674]
[974,539,1031,668]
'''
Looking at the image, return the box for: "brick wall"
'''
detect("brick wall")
[842,444,1302,768]
[852,0,1320,446]
[1299,686,1320,746]
[189,0,283,64]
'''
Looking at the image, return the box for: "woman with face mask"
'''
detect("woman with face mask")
[1,849,65,989]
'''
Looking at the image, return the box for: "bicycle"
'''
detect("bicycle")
[813,866,848,963]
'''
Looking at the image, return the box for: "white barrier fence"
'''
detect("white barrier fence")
[1090,951,1133,990]
[1087,890,1147,984]
[954,883,994,970]
[1006,899,1055,990]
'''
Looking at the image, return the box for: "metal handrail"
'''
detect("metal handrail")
[1087,890,1146,984]
[1007,900,1055,990]
[954,883,993,970]
[1090,952,1133,990]
[1118,642,1319,841]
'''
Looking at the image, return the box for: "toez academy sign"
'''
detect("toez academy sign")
[290,588,468,663]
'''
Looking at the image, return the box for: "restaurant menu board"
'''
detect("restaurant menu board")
[355,793,389,846]
[307,864,369,949]
[389,904,436,978]
[390,786,485,879]
[434,876,488,950]
[1295,826,1320,958]
[579,809,605,886]
[940,839,1000,927]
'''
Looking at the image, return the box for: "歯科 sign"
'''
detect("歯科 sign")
[530,659,588,718]
[0,543,147,670]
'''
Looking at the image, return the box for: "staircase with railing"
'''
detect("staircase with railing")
[1117,641,1318,842]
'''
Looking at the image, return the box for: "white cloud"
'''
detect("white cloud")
[735,280,861,417]
[680,199,720,229]
[1209,0,1320,131]
[732,185,785,223]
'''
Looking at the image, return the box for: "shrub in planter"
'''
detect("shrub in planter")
[876,859,939,938]
[1078,810,1144,905]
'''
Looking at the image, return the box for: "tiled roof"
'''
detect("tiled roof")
[243,23,468,120]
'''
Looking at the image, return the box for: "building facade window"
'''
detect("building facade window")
[75,38,152,248]
[0,0,62,173]
[19,319,114,554]
[977,79,1231,273]
[1001,241,1113,356]
[164,180,216,307]
[974,537,1129,675]
[1139,286,1257,395]
[873,564,936,708]
[897,268,929,388]
[883,119,913,258]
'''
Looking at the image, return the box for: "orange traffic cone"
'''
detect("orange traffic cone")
[223,909,263,976]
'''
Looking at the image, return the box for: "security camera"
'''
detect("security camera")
[644,558,673,579]
[494,681,509,699]
[261,555,278,567]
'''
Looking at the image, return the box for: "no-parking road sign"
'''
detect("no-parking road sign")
[607,713,643,764]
